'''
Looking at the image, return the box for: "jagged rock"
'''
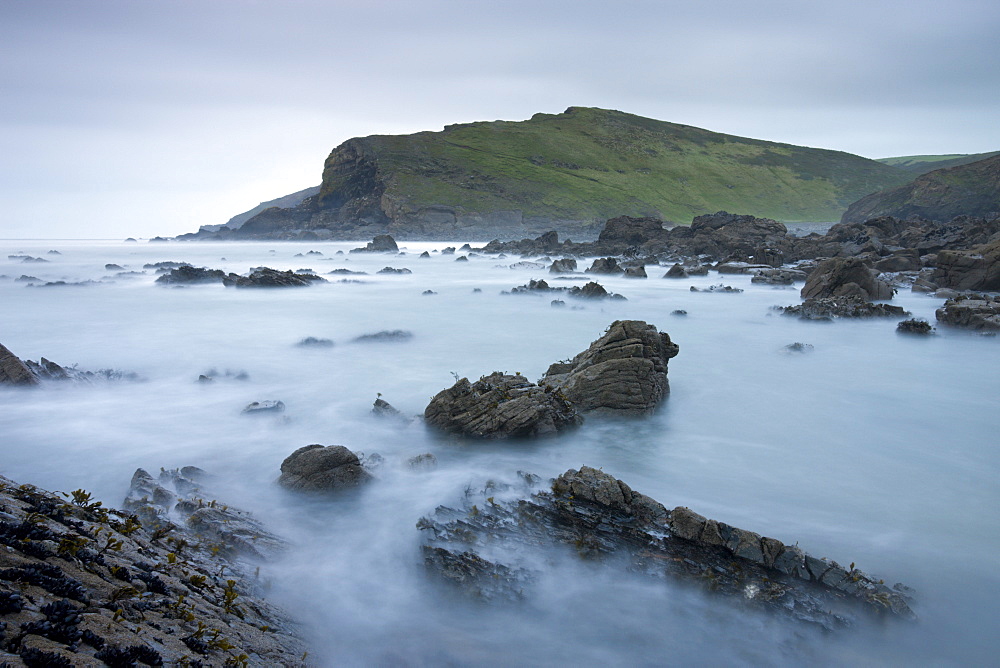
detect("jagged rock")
[0,472,306,665]
[663,263,688,278]
[421,546,530,601]
[154,265,227,284]
[587,257,624,274]
[776,297,909,320]
[424,372,581,439]
[551,299,565,308]
[455,255,469,262]
[896,319,934,335]
[801,257,894,300]
[931,239,1000,291]
[0,342,39,385]
[242,400,285,414]
[223,267,324,287]
[277,444,373,492]
[352,329,413,343]
[506,279,625,300]
[327,268,368,275]
[372,397,412,424]
[540,320,679,415]
[548,258,577,273]
[418,467,915,628]
[935,294,1000,331]
[419,251,431,258]
[782,342,814,353]
[377,266,412,275]
[350,234,399,253]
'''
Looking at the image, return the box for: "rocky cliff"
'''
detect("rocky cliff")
[841,154,1000,224]
[208,107,911,241]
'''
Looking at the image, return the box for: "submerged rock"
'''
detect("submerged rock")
[418,466,915,627]
[548,258,578,273]
[277,444,373,492]
[776,297,909,320]
[690,284,743,293]
[540,320,679,415]
[896,319,934,335]
[377,266,412,275]
[424,372,582,439]
[372,397,412,425]
[155,265,227,284]
[352,329,413,343]
[296,336,334,347]
[242,400,285,414]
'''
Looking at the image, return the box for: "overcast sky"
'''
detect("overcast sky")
[2,0,999,239]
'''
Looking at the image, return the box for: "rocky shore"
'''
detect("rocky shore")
[0,470,307,667]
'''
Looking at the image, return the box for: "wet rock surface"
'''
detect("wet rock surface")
[935,294,1000,331]
[223,267,324,287]
[541,320,679,415]
[896,319,934,335]
[0,342,38,386]
[801,257,894,300]
[277,444,373,492]
[424,372,582,439]
[931,239,1000,291]
[776,297,909,320]
[154,265,227,284]
[418,467,915,629]
[0,472,306,667]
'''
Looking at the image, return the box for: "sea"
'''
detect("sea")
[1,239,997,666]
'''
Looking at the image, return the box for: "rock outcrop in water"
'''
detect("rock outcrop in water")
[424,372,582,439]
[541,320,679,415]
[935,294,1000,331]
[931,239,1000,291]
[0,342,38,385]
[776,297,909,320]
[0,471,306,666]
[350,234,399,253]
[223,267,325,288]
[801,257,894,300]
[418,467,915,629]
[277,444,373,492]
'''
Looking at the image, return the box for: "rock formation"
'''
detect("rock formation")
[541,320,679,415]
[277,444,373,492]
[931,239,1000,291]
[801,257,894,300]
[0,342,39,385]
[935,294,1000,331]
[424,372,582,439]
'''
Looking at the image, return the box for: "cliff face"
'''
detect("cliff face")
[842,154,1000,224]
[230,107,913,241]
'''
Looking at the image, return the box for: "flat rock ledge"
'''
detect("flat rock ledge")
[424,372,582,439]
[418,466,914,630]
[776,297,909,320]
[0,472,306,667]
[935,293,1000,331]
[541,320,679,415]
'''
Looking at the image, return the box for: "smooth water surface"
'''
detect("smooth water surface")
[1,240,997,666]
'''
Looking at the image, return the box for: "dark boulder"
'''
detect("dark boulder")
[277,444,373,492]
[352,329,413,343]
[548,258,577,273]
[350,234,399,253]
[424,372,582,439]
[896,319,934,335]
[751,268,808,285]
[377,267,412,275]
[623,265,647,278]
[597,215,669,245]
[540,320,679,415]
[801,257,894,300]
[663,263,688,278]
[586,257,624,274]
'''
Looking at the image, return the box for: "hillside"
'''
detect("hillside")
[224,185,320,229]
[227,107,913,240]
[877,151,1000,176]
[842,153,1000,224]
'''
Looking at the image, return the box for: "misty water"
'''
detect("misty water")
[1,239,997,666]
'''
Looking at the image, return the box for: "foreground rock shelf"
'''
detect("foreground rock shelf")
[0,471,306,667]
[418,467,915,631]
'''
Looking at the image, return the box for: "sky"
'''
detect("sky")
[2,0,999,239]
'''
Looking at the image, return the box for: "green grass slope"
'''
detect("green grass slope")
[842,153,1000,223]
[318,107,912,225]
[877,151,1000,176]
